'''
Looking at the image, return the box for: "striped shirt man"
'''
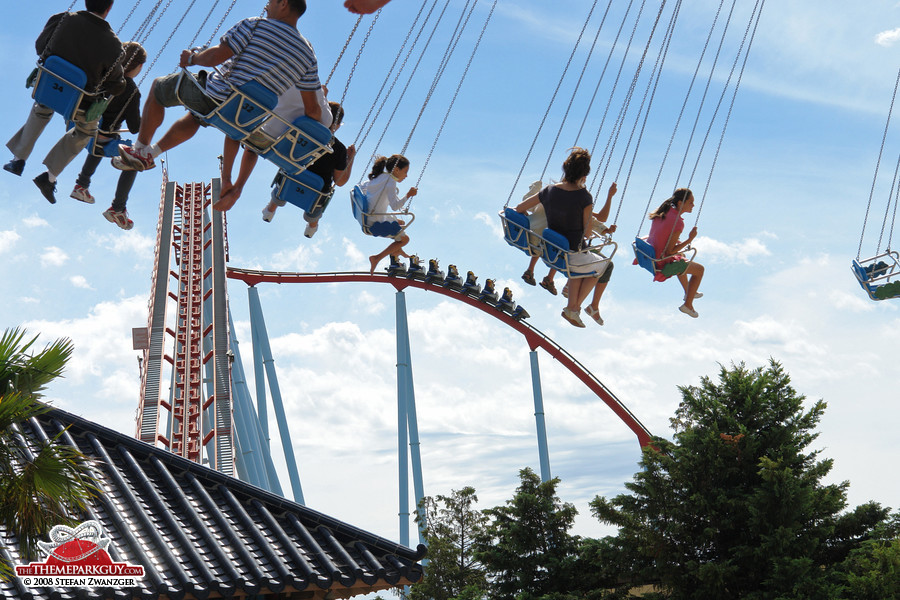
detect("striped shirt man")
[206,17,320,102]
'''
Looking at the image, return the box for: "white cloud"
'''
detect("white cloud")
[40,246,68,267]
[875,27,900,47]
[69,275,93,290]
[270,242,322,271]
[475,211,504,240]
[695,235,771,264]
[0,230,20,254]
[22,215,49,228]
[94,232,155,257]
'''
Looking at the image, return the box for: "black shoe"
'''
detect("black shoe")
[3,158,25,176]
[33,172,57,204]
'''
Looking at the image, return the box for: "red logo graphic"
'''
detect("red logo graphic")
[15,520,144,587]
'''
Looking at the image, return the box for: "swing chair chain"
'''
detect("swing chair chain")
[202,0,241,49]
[326,15,364,87]
[340,11,382,107]
[859,67,900,258]
[417,0,498,188]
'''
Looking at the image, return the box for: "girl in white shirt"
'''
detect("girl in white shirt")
[361,154,417,273]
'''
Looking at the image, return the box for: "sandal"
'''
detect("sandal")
[561,308,585,328]
[540,276,558,296]
[522,270,536,286]
[584,305,604,326]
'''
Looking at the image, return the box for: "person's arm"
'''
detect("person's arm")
[664,222,697,256]
[299,89,322,123]
[124,89,142,134]
[344,0,391,14]
[35,13,62,57]
[593,182,617,222]
[515,193,540,213]
[180,44,234,69]
[332,144,356,187]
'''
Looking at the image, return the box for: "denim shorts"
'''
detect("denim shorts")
[153,70,218,115]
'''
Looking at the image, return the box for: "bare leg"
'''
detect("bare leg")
[681,262,704,311]
[369,234,410,273]
[136,82,167,146]
[566,278,588,312]
[677,272,689,297]
[156,112,202,154]
[215,145,258,211]
[587,280,609,312]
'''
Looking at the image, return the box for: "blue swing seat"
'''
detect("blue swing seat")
[540,228,613,279]
[32,56,89,122]
[632,236,695,279]
[256,116,333,176]
[852,251,900,301]
[271,169,328,214]
[500,208,532,254]
[350,184,414,238]
[177,70,277,142]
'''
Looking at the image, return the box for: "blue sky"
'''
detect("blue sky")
[1,0,899,545]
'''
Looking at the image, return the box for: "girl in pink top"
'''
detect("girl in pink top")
[646,188,704,318]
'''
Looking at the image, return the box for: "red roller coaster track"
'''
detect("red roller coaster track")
[226,267,653,448]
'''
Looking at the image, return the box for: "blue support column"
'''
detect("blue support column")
[397,294,427,545]
[530,350,552,481]
[395,292,411,548]
[251,309,270,446]
[248,286,305,504]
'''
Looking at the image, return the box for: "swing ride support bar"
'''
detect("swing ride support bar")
[529,351,552,482]
[227,268,654,449]
[248,286,305,505]
[395,291,419,548]
[228,310,281,494]
[396,292,428,545]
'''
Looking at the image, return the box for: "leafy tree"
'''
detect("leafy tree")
[408,486,488,600]
[474,468,580,600]
[0,328,97,576]
[591,360,890,599]
[831,513,900,599]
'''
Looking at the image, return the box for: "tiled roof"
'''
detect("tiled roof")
[1,407,426,599]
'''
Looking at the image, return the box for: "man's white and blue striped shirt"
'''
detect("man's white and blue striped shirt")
[206,17,320,101]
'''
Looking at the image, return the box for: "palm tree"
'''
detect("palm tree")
[0,328,97,577]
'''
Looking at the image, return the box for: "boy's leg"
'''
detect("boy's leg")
[111,170,138,213]
[6,102,54,162]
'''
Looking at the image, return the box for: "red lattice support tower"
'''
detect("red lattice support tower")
[135,175,233,474]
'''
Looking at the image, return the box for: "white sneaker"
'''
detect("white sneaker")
[262,207,275,222]
[70,185,94,204]
[679,304,699,318]
[304,222,318,238]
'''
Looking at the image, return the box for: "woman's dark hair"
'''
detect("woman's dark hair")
[85,0,114,14]
[122,42,147,73]
[649,188,692,220]
[369,154,410,180]
[561,147,591,184]
[328,101,344,129]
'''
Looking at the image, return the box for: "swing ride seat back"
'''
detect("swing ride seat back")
[257,116,333,176]
[500,208,532,254]
[350,185,414,238]
[32,56,90,123]
[851,251,900,301]
[632,237,657,275]
[271,169,328,214]
[633,236,695,279]
[188,75,278,142]
[540,228,609,279]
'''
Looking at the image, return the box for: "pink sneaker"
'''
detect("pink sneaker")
[103,207,134,230]
[116,145,155,171]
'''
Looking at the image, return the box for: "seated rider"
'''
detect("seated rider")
[70,41,147,230]
[261,101,357,238]
[214,83,333,210]
[362,154,418,273]
[113,0,322,173]
[5,0,125,204]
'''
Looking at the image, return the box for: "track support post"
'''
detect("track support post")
[530,350,552,481]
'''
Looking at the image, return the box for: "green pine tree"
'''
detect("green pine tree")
[591,360,891,599]
[475,468,580,600]
[408,486,489,600]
